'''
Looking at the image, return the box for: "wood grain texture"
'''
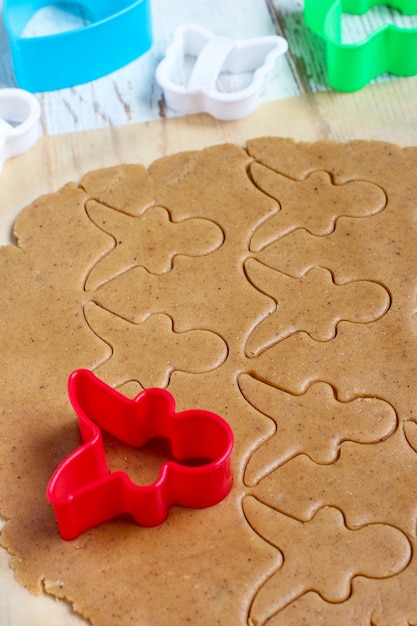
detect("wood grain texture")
[2,0,417,134]
[267,0,329,92]
[269,0,417,90]
[0,0,298,134]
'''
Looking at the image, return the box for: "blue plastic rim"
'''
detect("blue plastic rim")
[3,0,153,92]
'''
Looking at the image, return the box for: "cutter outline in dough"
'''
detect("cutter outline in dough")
[304,0,417,91]
[2,0,152,92]
[46,369,234,540]
[156,23,288,120]
[0,88,40,174]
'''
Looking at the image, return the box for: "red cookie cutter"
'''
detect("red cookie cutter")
[47,369,234,540]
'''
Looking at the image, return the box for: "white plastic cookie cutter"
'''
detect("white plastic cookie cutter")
[0,88,41,175]
[156,24,288,121]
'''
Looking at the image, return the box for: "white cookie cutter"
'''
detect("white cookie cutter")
[0,88,41,175]
[156,24,288,121]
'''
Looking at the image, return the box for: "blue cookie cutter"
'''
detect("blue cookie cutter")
[3,0,152,92]
[305,0,417,91]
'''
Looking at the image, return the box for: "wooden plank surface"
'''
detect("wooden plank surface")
[0,0,297,134]
[2,2,417,624]
[2,0,417,134]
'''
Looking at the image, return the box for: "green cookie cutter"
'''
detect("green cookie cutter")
[304,0,417,91]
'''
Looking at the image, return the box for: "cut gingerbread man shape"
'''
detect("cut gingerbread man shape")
[244,260,390,356]
[244,498,411,626]
[85,202,223,290]
[84,301,227,389]
[239,375,397,485]
[249,164,386,247]
[253,429,417,536]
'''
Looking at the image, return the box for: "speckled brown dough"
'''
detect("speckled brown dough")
[1,138,417,625]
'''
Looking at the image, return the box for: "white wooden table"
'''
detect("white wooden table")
[1,3,417,626]
[1,0,416,135]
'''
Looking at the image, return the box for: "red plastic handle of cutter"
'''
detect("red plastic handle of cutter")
[47,369,234,540]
